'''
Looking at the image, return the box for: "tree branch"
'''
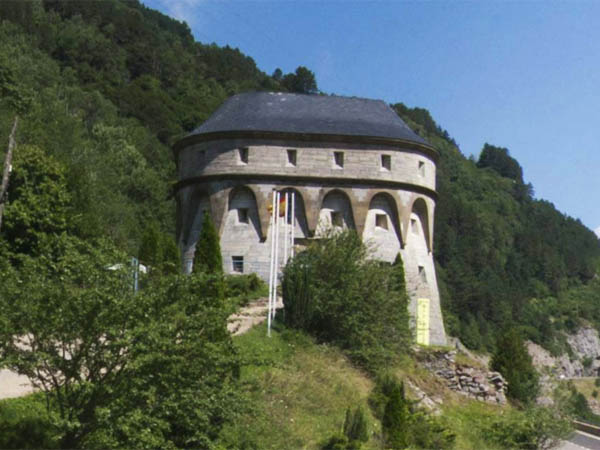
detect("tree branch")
[0,116,19,231]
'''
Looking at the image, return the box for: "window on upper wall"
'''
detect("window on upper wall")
[287,149,297,166]
[333,151,344,168]
[232,256,244,273]
[331,211,343,227]
[239,147,249,164]
[411,218,418,234]
[418,265,427,283]
[375,214,388,230]
[237,208,249,224]
[381,154,391,171]
[418,161,425,176]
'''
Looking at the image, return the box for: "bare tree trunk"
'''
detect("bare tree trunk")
[0,116,19,232]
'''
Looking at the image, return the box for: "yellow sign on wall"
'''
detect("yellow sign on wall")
[416,298,430,346]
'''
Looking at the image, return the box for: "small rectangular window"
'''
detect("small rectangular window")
[239,147,249,164]
[238,208,249,224]
[287,149,297,166]
[232,256,244,273]
[331,211,343,227]
[381,154,391,171]
[375,214,388,230]
[418,265,427,283]
[411,218,418,234]
[334,151,344,168]
[418,161,425,176]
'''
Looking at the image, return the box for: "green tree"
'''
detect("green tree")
[343,405,369,445]
[491,328,539,405]
[194,211,223,275]
[138,222,180,275]
[282,230,410,372]
[382,380,410,449]
[282,66,318,94]
[0,236,239,448]
[2,145,71,255]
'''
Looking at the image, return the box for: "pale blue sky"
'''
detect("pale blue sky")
[144,0,600,232]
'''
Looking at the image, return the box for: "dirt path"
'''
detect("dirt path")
[0,369,34,400]
[227,296,283,336]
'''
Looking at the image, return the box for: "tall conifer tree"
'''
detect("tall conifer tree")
[194,211,223,274]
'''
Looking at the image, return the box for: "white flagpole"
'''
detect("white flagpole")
[273,191,281,320]
[283,191,289,264]
[290,191,296,258]
[267,190,276,337]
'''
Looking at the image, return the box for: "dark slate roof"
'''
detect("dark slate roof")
[188,92,428,145]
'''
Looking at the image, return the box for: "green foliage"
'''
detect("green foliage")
[557,382,600,426]
[481,406,570,450]
[477,143,524,183]
[491,329,539,405]
[370,373,454,449]
[343,406,369,445]
[320,434,360,450]
[381,379,410,448]
[2,145,71,255]
[0,394,60,449]
[282,230,410,372]
[224,273,268,306]
[0,236,239,448]
[281,66,319,94]
[194,211,223,275]
[393,103,600,351]
[139,222,180,275]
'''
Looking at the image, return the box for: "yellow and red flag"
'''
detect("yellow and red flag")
[268,194,287,217]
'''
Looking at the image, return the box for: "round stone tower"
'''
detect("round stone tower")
[173,92,446,346]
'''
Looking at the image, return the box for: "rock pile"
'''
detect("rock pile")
[417,349,508,404]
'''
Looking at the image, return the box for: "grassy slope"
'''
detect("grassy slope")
[221,322,507,449]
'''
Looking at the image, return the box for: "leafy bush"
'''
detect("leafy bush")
[0,237,240,448]
[282,230,410,371]
[481,406,570,450]
[224,273,267,305]
[0,394,59,449]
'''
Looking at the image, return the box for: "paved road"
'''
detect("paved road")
[557,431,600,450]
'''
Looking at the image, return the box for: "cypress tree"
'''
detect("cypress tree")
[343,406,369,444]
[194,211,223,275]
[391,253,407,295]
[491,328,539,404]
[382,381,410,449]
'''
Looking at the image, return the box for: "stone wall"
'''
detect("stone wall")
[417,349,508,404]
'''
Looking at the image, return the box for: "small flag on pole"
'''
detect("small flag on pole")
[268,194,287,217]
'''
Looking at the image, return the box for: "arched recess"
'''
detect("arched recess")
[220,186,262,274]
[317,189,356,236]
[278,187,309,239]
[226,186,262,238]
[409,197,431,253]
[362,192,403,262]
[180,188,211,273]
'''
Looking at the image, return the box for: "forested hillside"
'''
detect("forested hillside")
[0,0,315,254]
[1,0,599,355]
[394,105,600,352]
